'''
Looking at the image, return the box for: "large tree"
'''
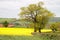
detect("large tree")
[19,2,54,33]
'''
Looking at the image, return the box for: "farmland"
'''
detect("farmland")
[0,28,52,36]
[0,28,59,40]
[0,28,60,40]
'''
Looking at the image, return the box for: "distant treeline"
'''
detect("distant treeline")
[0,17,60,23]
[0,18,16,23]
[49,17,60,22]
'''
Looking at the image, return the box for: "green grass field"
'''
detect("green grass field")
[0,33,60,40]
[0,35,44,40]
[0,35,45,40]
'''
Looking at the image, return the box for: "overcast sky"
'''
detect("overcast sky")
[0,0,60,18]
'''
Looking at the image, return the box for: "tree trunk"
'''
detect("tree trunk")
[34,27,37,32]
[38,28,41,33]
[34,23,37,32]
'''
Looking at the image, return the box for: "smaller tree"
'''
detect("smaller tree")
[50,23,57,32]
[3,21,9,27]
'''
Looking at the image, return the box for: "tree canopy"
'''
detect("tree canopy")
[19,2,54,32]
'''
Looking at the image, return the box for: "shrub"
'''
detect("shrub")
[3,21,9,27]
[50,24,57,32]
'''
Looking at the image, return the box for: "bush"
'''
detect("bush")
[50,22,58,32]
[3,21,9,27]
[32,33,60,40]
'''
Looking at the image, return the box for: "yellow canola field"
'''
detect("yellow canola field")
[0,28,52,36]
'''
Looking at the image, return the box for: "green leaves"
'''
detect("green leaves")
[19,1,54,25]
[19,2,54,32]
[3,21,9,27]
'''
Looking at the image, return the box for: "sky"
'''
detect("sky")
[0,0,60,18]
